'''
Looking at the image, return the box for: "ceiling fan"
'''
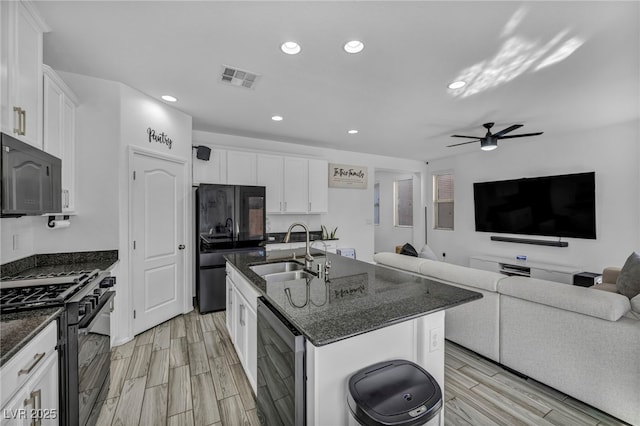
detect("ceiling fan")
[447,122,543,151]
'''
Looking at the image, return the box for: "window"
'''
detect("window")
[394,179,413,227]
[434,174,454,230]
[373,183,380,225]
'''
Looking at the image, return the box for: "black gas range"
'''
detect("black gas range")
[0,269,116,426]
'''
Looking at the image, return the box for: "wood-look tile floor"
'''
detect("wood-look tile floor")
[90,310,629,426]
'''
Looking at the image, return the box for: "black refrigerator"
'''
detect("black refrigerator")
[196,184,266,313]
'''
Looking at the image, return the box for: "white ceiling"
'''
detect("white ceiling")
[35,1,639,161]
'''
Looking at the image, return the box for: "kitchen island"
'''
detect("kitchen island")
[225,249,482,425]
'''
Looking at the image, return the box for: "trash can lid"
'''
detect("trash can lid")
[347,359,442,426]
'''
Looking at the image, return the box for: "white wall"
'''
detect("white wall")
[426,120,640,273]
[193,131,427,262]
[374,171,415,253]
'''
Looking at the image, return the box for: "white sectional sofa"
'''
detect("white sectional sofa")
[373,252,640,425]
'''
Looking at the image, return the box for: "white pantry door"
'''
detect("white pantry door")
[132,151,186,334]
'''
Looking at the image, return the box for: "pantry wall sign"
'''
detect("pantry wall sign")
[328,163,368,189]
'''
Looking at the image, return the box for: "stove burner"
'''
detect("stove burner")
[0,269,100,312]
[1,270,93,281]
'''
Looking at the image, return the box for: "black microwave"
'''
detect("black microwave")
[1,132,61,217]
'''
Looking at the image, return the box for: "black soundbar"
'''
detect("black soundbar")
[490,236,569,247]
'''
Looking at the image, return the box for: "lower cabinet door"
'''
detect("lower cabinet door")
[234,292,248,367]
[1,353,58,425]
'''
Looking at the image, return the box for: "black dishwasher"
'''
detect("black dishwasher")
[257,297,306,425]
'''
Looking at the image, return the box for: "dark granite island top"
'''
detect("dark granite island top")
[0,308,63,367]
[225,249,482,346]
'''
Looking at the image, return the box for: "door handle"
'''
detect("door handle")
[178,244,185,250]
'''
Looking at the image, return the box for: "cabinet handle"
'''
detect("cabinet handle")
[309,202,311,211]
[18,352,45,376]
[13,106,23,135]
[21,109,27,136]
[239,304,245,326]
[24,389,42,426]
[284,202,287,211]
[279,201,282,212]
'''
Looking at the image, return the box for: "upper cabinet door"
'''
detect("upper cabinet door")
[256,154,284,213]
[283,157,308,213]
[61,95,76,212]
[193,146,226,185]
[43,71,64,158]
[308,159,328,213]
[43,65,78,212]
[227,151,257,185]
[1,1,48,148]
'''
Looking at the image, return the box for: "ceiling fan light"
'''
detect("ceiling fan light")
[481,139,497,151]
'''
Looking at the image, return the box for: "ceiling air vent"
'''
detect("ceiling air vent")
[220,65,260,89]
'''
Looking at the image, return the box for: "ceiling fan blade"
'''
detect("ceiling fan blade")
[493,124,523,137]
[498,132,544,139]
[451,134,482,139]
[447,140,480,147]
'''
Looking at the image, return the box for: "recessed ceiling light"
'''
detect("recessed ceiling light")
[348,129,358,134]
[161,95,177,102]
[281,41,301,55]
[271,115,284,121]
[344,40,364,54]
[448,81,466,89]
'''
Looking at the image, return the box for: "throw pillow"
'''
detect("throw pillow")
[399,243,418,257]
[616,251,640,299]
[418,244,438,261]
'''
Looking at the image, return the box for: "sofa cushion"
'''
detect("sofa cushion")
[616,252,640,299]
[499,276,631,321]
[373,252,428,274]
[418,259,503,292]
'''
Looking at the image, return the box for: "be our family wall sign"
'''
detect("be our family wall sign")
[328,163,368,189]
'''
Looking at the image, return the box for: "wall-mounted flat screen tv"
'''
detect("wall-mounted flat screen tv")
[473,172,596,239]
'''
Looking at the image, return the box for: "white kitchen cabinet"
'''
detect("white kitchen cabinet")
[227,151,256,185]
[1,0,49,148]
[193,146,226,185]
[43,65,78,212]
[225,262,258,393]
[308,158,328,213]
[257,154,284,213]
[1,321,58,425]
[283,157,308,213]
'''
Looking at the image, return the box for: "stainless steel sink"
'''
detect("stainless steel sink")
[250,261,305,276]
[262,270,315,283]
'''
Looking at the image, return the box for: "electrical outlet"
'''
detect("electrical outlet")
[429,328,441,352]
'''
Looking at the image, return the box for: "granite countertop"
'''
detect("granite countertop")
[225,249,482,346]
[1,250,119,279]
[0,308,63,367]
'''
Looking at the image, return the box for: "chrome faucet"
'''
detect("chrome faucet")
[284,222,314,270]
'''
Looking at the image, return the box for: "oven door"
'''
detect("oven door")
[77,291,114,425]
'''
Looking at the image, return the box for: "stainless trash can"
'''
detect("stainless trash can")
[347,359,443,426]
